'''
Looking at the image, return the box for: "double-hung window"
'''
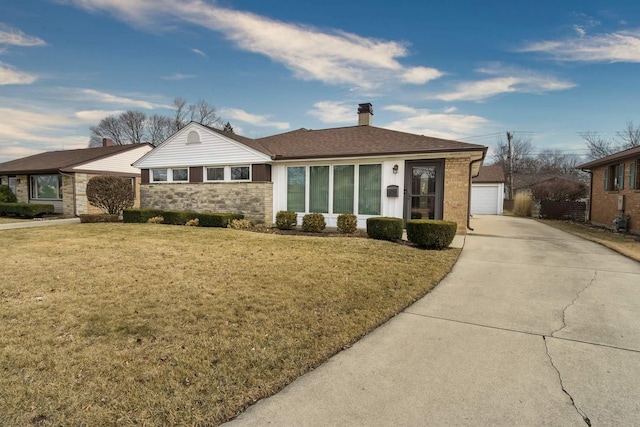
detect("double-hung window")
[604,163,624,191]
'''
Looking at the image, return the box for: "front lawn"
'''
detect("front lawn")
[0,223,459,426]
[0,216,32,224]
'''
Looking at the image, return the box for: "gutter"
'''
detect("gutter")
[467,154,486,232]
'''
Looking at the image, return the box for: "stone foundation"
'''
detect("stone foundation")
[141,182,273,224]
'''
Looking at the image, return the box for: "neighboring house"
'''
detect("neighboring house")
[578,146,640,234]
[132,103,487,233]
[471,164,505,215]
[0,140,153,216]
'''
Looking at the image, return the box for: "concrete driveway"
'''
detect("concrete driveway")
[225,215,640,426]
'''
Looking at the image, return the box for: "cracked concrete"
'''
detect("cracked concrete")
[225,216,640,426]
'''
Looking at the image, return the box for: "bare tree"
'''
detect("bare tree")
[147,114,173,146]
[89,115,128,146]
[581,121,640,160]
[189,99,222,128]
[172,97,189,132]
[616,121,640,148]
[120,110,147,144]
[491,136,536,173]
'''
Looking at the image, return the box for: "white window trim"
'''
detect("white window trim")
[30,174,62,200]
[204,166,225,182]
[151,168,189,183]
[172,168,189,183]
[230,165,251,182]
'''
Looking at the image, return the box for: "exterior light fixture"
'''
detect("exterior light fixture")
[392,164,399,174]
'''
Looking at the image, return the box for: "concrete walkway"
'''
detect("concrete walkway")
[0,217,80,230]
[225,215,640,427]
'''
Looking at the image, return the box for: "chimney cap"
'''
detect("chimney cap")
[358,103,373,115]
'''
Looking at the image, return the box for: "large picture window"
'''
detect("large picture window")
[358,164,381,215]
[287,167,306,212]
[333,165,354,214]
[30,175,62,199]
[309,166,329,213]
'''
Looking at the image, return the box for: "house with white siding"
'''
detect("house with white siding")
[0,141,153,216]
[132,104,488,233]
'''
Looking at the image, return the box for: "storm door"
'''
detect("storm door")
[404,160,444,223]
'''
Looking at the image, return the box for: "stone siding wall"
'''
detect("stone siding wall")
[443,157,471,234]
[141,182,273,224]
[62,175,75,216]
[591,165,640,234]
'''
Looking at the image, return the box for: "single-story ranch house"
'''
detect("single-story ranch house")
[133,104,487,233]
[0,140,152,216]
[578,146,640,234]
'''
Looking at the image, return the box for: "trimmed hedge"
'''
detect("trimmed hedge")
[366,217,403,241]
[275,210,297,230]
[337,214,357,234]
[302,213,326,232]
[0,202,54,218]
[79,214,120,223]
[406,219,457,249]
[0,185,17,203]
[122,209,243,227]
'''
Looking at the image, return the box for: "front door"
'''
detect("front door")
[404,160,444,222]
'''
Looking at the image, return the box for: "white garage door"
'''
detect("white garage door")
[471,184,501,215]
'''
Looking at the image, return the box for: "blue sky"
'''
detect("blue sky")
[1,0,640,163]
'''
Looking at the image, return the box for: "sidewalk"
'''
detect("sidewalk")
[0,217,80,230]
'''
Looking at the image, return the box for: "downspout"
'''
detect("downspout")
[467,154,486,232]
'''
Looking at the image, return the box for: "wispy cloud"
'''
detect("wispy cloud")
[432,65,575,102]
[191,48,206,57]
[221,107,289,130]
[0,23,46,47]
[308,101,355,124]
[60,0,444,89]
[520,29,640,62]
[77,89,173,109]
[160,72,196,80]
[383,104,489,140]
[0,61,37,85]
[74,109,124,122]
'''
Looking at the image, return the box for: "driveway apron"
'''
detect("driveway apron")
[225,216,640,427]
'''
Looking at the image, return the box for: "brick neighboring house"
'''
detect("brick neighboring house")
[578,146,640,234]
[133,103,487,234]
[0,141,153,216]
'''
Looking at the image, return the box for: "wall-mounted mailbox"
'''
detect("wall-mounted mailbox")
[387,185,399,197]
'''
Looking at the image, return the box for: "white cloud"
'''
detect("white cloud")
[221,107,289,130]
[382,104,489,140]
[520,29,640,62]
[400,66,444,84]
[0,24,46,47]
[77,89,172,109]
[433,65,575,102]
[0,61,37,85]
[61,0,444,89]
[160,72,196,80]
[308,101,355,124]
[191,48,206,57]
[74,109,124,122]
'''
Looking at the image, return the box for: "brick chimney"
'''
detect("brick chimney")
[358,103,373,126]
[102,138,114,147]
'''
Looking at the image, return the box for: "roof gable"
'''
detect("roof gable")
[133,122,272,168]
[0,144,149,175]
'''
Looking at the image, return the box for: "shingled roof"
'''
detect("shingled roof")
[223,125,486,160]
[0,144,148,175]
[577,145,640,169]
[472,164,505,183]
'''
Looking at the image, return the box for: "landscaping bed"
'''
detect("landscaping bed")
[0,223,459,426]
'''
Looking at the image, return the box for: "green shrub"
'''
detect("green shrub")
[302,213,326,232]
[275,210,297,230]
[406,220,457,249]
[122,209,242,227]
[0,185,17,203]
[366,217,403,241]
[0,202,54,218]
[86,176,134,214]
[229,219,253,230]
[79,214,120,223]
[337,214,357,234]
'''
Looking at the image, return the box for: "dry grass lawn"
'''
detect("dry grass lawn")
[0,216,31,224]
[540,220,640,262]
[0,223,459,426]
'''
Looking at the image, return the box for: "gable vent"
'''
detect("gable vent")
[187,130,201,144]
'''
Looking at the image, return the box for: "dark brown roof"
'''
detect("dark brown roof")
[473,164,505,183]
[0,144,149,175]
[577,146,640,169]
[206,125,275,157]
[252,125,485,159]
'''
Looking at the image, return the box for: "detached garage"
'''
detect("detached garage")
[471,164,505,215]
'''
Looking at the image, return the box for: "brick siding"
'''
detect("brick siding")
[141,182,273,225]
[590,164,640,233]
[444,157,471,234]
